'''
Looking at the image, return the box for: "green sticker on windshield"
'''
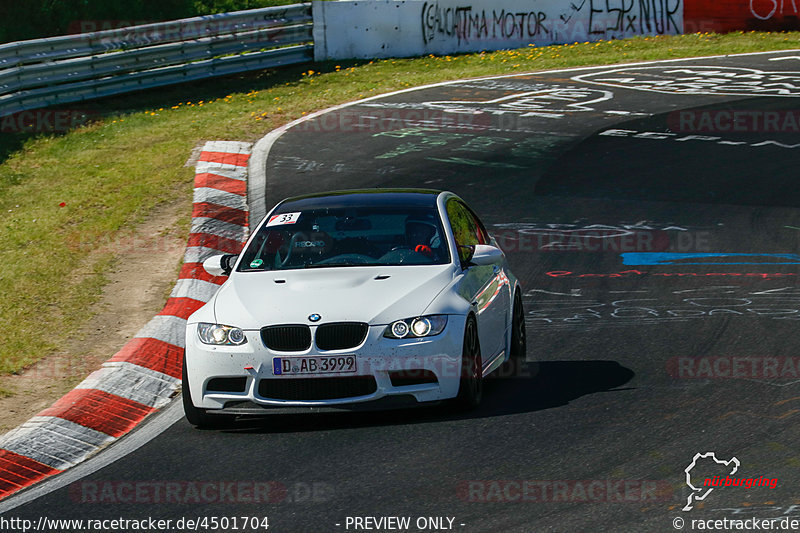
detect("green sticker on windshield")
[250,259,264,268]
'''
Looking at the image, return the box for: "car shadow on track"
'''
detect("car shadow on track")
[206,360,635,434]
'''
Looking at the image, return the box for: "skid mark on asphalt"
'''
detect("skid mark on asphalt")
[719,397,800,421]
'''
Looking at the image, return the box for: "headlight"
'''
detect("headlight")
[197,323,248,346]
[384,315,447,339]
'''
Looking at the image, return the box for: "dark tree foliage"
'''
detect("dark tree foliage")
[0,0,293,43]
[193,0,293,15]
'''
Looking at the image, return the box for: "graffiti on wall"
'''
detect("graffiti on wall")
[684,0,800,33]
[421,2,548,45]
[419,0,683,47]
[567,0,682,36]
[316,0,683,60]
[750,0,798,21]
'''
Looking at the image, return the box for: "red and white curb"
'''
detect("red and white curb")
[0,140,252,501]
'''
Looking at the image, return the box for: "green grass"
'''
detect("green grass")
[0,30,799,376]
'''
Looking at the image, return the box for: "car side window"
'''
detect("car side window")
[466,206,489,245]
[446,198,479,267]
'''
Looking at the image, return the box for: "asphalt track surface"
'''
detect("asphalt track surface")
[7,52,800,532]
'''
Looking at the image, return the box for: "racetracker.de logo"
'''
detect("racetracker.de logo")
[1,110,98,133]
[457,480,673,502]
[667,356,800,380]
[69,481,334,504]
[668,109,800,134]
[67,19,155,33]
[293,108,491,134]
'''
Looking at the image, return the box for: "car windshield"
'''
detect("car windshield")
[237,205,450,271]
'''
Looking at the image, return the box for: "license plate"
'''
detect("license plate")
[272,355,357,375]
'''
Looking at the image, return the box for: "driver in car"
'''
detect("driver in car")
[405,217,439,258]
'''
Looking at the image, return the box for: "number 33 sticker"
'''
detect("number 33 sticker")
[266,212,301,227]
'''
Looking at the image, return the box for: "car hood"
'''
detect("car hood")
[212,264,456,329]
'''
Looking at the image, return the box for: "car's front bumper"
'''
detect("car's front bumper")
[184,315,466,411]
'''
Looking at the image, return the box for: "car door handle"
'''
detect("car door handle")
[492,265,500,274]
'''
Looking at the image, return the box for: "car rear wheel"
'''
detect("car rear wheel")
[182,356,233,428]
[510,290,526,361]
[456,315,483,409]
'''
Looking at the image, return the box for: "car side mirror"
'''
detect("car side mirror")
[203,254,238,276]
[469,244,504,266]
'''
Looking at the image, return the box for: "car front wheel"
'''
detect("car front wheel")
[456,315,483,409]
[510,290,526,361]
[182,355,232,428]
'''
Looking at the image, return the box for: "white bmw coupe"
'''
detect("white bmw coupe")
[183,189,526,426]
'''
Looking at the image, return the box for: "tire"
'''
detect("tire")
[456,315,483,409]
[182,355,231,428]
[510,290,527,362]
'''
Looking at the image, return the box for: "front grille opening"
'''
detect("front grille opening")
[315,322,368,350]
[389,370,438,387]
[206,377,248,393]
[258,376,377,401]
[261,325,311,351]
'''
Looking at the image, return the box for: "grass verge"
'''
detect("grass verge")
[0,30,799,378]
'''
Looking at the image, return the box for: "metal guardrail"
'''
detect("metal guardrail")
[0,4,313,118]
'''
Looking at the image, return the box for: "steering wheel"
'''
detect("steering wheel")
[391,245,432,255]
[278,233,304,268]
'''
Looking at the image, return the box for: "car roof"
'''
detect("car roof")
[275,189,445,211]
